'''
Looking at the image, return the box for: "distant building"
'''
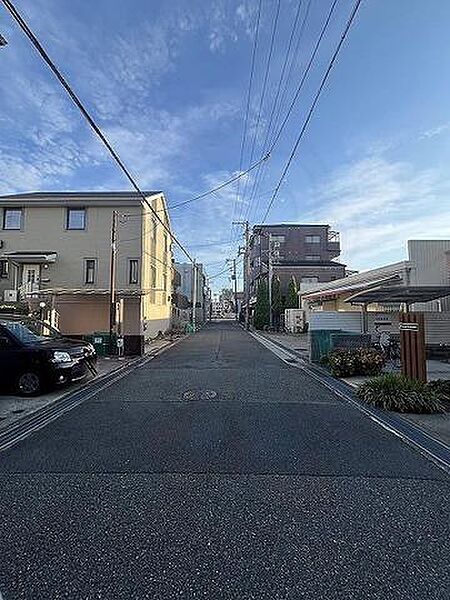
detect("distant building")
[247,224,346,303]
[174,262,209,323]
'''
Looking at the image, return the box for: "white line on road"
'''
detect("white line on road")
[249,330,450,475]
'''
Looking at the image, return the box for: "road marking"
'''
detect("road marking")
[250,330,450,475]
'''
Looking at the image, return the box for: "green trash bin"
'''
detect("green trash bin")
[92,332,117,356]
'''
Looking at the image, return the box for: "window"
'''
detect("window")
[0,260,9,278]
[67,208,86,230]
[152,219,157,239]
[162,273,167,304]
[150,266,157,302]
[305,255,320,261]
[301,276,319,283]
[0,260,8,279]
[164,233,168,253]
[84,259,96,284]
[305,235,321,243]
[3,208,22,230]
[271,235,285,243]
[129,259,139,284]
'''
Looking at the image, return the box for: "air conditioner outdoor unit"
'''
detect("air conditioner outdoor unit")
[4,289,17,302]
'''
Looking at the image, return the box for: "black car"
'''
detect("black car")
[0,316,97,396]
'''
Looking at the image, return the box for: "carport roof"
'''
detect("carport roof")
[346,285,450,305]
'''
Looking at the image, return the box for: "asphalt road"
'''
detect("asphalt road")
[0,321,449,599]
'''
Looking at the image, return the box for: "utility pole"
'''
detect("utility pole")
[268,233,273,328]
[233,220,250,330]
[232,258,238,319]
[192,259,197,333]
[108,210,118,352]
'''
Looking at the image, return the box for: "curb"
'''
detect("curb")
[249,330,450,476]
[0,336,184,453]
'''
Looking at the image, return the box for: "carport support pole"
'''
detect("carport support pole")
[108,210,118,353]
[361,303,368,334]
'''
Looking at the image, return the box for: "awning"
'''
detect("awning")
[301,274,401,301]
[1,251,57,264]
[346,285,450,305]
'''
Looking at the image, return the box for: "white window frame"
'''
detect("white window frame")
[84,258,97,284]
[67,207,86,230]
[3,208,22,230]
[128,258,139,284]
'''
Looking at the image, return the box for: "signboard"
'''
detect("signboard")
[399,323,419,332]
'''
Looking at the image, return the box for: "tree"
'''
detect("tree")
[271,276,283,328]
[253,280,269,330]
[220,288,233,303]
[286,276,298,309]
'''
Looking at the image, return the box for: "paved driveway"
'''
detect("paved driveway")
[0,321,448,599]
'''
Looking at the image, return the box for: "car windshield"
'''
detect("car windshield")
[0,319,61,344]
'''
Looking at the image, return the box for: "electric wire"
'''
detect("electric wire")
[261,0,363,223]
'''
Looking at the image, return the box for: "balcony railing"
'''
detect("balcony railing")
[18,282,40,300]
[328,230,340,243]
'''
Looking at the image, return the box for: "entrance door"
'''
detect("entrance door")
[22,264,40,292]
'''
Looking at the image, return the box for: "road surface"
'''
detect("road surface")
[0,321,449,599]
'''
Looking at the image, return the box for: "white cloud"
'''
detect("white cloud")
[303,156,450,270]
[420,123,450,140]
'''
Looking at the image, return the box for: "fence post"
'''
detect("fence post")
[399,312,426,382]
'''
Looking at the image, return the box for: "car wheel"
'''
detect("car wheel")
[17,372,42,396]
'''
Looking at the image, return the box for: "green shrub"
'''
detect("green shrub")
[357,373,444,413]
[427,379,450,402]
[326,347,385,378]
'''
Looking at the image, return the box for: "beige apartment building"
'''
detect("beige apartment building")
[0,191,174,354]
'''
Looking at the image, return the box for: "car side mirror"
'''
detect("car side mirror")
[0,335,10,348]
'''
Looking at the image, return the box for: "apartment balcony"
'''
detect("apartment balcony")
[327,230,341,258]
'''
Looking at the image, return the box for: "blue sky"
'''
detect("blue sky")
[1,0,450,292]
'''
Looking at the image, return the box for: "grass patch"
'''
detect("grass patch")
[357,373,445,413]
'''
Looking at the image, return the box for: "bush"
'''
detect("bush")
[427,379,450,402]
[357,374,444,413]
[326,347,385,378]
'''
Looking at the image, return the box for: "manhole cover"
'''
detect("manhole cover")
[11,409,25,414]
[200,390,217,400]
[182,390,198,401]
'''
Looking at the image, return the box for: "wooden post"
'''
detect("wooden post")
[399,312,426,382]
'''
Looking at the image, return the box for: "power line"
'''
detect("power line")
[261,0,363,223]
[268,0,312,149]
[231,0,263,247]
[244,0,305,223]
[166,153,269,211]
[237,0,281,227]
[268,0,340,154]
[1,0,195,264]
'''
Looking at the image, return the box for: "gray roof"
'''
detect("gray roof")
[0,191,162,200]
[253,223,332,229]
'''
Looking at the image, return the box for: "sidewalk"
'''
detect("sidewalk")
[0,336,177,432]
